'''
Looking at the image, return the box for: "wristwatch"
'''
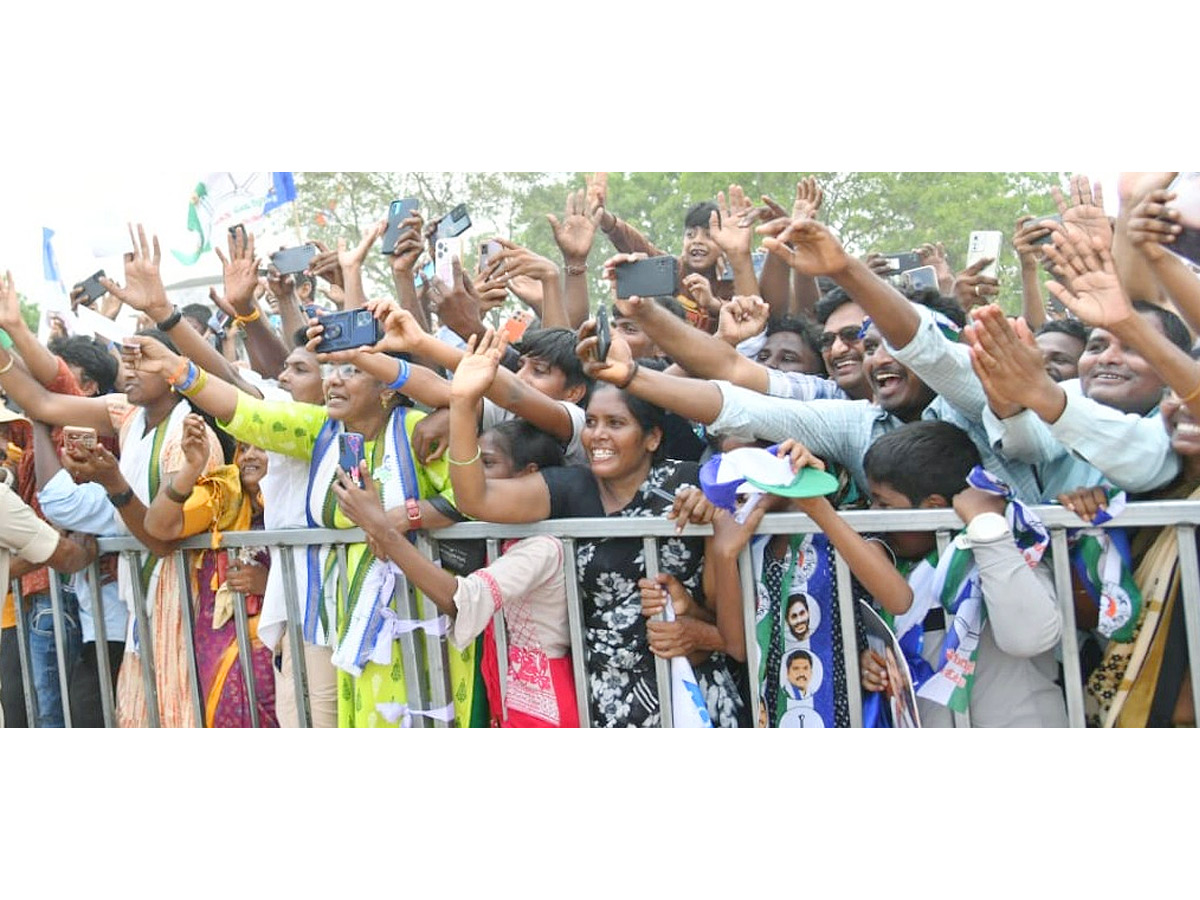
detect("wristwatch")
[108,487,135,509]
[157,306,184,332]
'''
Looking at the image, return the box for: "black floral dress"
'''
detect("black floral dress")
[542,460,748,727]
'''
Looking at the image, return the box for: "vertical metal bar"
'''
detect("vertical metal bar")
[227,558,260,729]
[86,561,115,729]
[173,550,205,728]
[126,552,160,728]
[561,538,591,728]
[1173,526,1200,727]
[738,544,761,728]
[388,542,429,728]
[834,551,863,728]
[643,536,673,728]
[47,574,73,728]
[10,580,37,727]
[1050,529,1085,728]
[414,534,453,728]
[485,538,506,718]
[277,548,311,728]
[935,530,971,730]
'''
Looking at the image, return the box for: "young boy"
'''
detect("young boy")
[862,420,1066,728]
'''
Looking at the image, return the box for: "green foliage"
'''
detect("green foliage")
[295,171,1068,315]
[19,295,39,332]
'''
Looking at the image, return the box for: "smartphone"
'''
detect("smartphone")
[270,244,317,276]
[437,204,471,239]
[615,256,678,299]
[381,198,420,255]
[499,309,534,344]
[902,265,940,295]
[479,239,503,275]
[595,303,611,361]
[62,426,97,453]
[74,270,107,306]
[1166,173,1200,266]
[1028,214,1062,247]
[207,310,233,336]
[966,231,1003,279]
[718,256,735,283]
[882,251,922,274]
[337,432,366,486]
[750,249,767,279]
[315,308,384,354]
[435,237,459,288]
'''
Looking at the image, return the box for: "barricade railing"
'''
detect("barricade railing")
[7,500,1200,728]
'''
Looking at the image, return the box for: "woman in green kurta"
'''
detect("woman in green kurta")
[126,333,482,728]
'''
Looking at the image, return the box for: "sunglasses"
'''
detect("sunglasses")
[818,325,866,351]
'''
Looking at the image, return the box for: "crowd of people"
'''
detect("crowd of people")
[1,170,1197,729]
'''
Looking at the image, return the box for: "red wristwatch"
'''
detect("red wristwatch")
[405,498,423,531]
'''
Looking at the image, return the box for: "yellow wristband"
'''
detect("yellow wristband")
[233,308,261,327]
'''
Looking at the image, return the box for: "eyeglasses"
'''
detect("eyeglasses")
[818,325,866,351]
[321,363,363,380]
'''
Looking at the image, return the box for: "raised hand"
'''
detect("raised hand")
[760,218,852,277]
[547,188,597,263]
[213,226,261,311]
[339,221,386,272]
[473,273,509,313]
[1052,174,1112,252]
[1041,227,1134,328]
[506,274,544,314]
[792,176,824,221]
[0,271,23,333]
[1126,189,1184,263]
[308,240,344,290]
[361,299,427,355]
[450,328,507,403]
[1012,216,1051,267]
[963,305,1052,413]
[388,215,426,277]
[709,185,754,258]
[575,315,634,385]
[865,253,894,281]
[916,241,955,294]
[951,256,1000,309]
[179,413,211,474]
[682,272,720,315]
[585,172,613,231]
[100,223,172,319]
[123,333,184,379]
[716,294,770,346]
[486,238,560,283]
[750,194,792,238]
[434,257,485,342]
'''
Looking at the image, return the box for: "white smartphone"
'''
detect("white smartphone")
[966,231,1003,279]
[435,237,460,288]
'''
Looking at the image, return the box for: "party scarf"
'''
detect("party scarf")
[892,467,1050,713]
[1065,489,1142,643]
[754,533,838,728]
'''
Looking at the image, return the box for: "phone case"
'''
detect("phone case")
[271,245,316,275]
[382,199,420,255]
[499,311,533,344]
[966,231,1003,279]
[615,256,678,299]
[77,270,107,304]
[903,265,939,294]
[316,309,384,354]
[435,238,458,287]
[62,427,97,451]
[884,252,921,273]
[338,432,365,483]
[594,304,611,360]
[437,204,471,239]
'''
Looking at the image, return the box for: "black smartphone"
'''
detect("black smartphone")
[337,432,366,486]
[74,270,107,306]
[271,244,317,275]
[437,204,471,239]
[1029,214,1062,247]
[595,303,611,361]
[316,308,384,354]
[381,198,420,255]
[882,252,921,274]
[615,256,678,299]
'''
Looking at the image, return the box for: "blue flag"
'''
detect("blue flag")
[263,171,296,215]
[42,227,63,285]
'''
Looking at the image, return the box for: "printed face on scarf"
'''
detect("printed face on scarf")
[787,655,812,694]
[786,595,811,642]
[322,363,386,423]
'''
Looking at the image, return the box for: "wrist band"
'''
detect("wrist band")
[233,307,261,328]
[387,359,412,391]
[158,307,183,332]
[447,445,482,466]
[108,488,135,509]
[0,356,14,376]
[165,480,193,504]
[179,369,209,398]
[615,360,640,391]
[167,358,192,386]
[1180,380,1200,405]
[565,264,587,276]
[175,362,200,393]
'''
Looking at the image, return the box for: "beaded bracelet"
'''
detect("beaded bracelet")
[387,359,412,391]
[166,358,191,386]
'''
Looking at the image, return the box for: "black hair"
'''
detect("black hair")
[136,328,238,464]
[292,325,311,349]
[514,327,591,395]
[909,293,968,329]
[814,287,857,325]
[181,303,212,333]
[785,649,813,669]
[293,272,316,293]
[656,296,688,320]
[785,594,810,614]
[765,315,826,372]
[1037,317,1088,344]
[486,419,565,472]
[684,201,719,231]
[1131,300,1191,353]
[863,420,981,507]
[589,381,667,463]
[48,335,118,395]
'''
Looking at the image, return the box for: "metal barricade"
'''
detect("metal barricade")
[6,500,1200,728]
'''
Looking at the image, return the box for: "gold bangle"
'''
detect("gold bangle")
[0,356,14,376]
[233,308,261,327]
[1180,380,1200,405]
[446,445,482,466]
